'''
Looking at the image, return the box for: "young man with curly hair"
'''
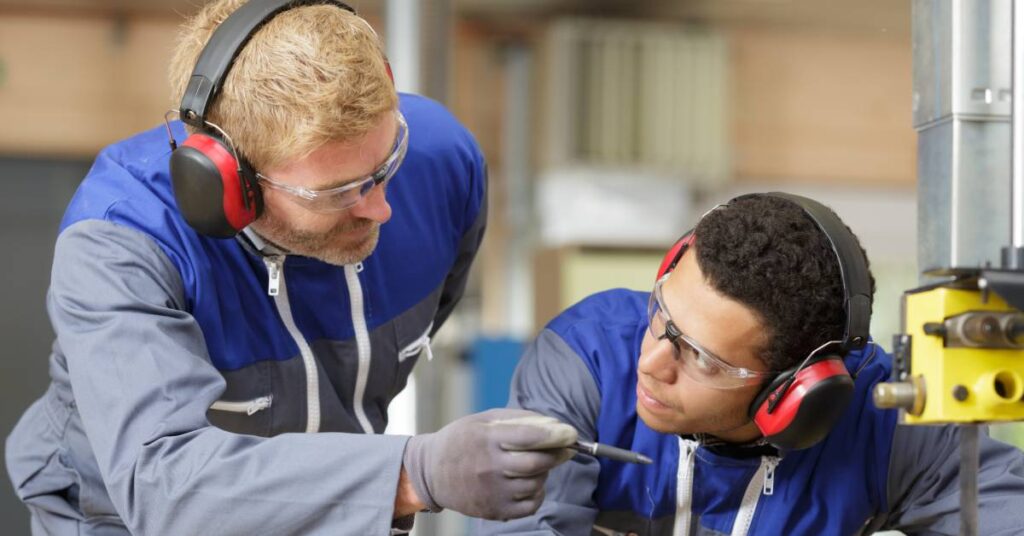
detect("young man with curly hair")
[479,193,1024,535]
[6,1,579,534]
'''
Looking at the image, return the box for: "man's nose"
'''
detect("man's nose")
[350,184,392,224]
[638,339,678,384]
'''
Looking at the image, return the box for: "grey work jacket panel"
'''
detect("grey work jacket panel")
[6,221,425,535]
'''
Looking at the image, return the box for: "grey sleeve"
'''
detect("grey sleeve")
[432,164,487,336]
[476,328,602,535]
[51,220,409,535]
[880,423,1024,535]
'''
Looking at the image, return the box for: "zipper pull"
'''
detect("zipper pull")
[423,338,434,361]
[763,457,779,496]
[681,438,698,461]
[264,257,282,296]
[246,396,273,415]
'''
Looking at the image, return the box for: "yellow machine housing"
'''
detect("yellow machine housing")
[898,286,1024,424]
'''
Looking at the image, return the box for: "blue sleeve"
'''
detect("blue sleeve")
[432,153,487,335]
[398,93,489,335]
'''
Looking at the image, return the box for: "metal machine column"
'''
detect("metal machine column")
[912,3,1022,534]
[914,0,1011,274]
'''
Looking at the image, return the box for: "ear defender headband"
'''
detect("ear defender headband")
[167,0,358,238]
[657,192,873,450]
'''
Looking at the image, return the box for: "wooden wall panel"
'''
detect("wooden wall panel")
[731,27,915,185]
[451,20,509,335]
[118,18,182,135]
[0,14,178,156]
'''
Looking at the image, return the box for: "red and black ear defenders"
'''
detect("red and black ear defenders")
[168,0,358,238]
[656,192,873,450]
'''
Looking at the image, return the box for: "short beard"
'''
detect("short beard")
[253,213,381,266]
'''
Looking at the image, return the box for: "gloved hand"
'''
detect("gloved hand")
[402,408,578,520]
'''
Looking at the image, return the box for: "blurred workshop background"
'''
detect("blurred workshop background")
[1,0,1020,534]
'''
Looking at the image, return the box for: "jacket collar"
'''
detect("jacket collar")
[683,433,780,459]
[237,227,290,257]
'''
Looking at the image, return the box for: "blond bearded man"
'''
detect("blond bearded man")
[6,1,577,534]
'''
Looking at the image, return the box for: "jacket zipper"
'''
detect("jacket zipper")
[266,255,281,296]
[730,455,781,536]
[210,395,273,415]
[673,438,699,535]
[346,262,375,434]
[264,255,321,433]
[763,457,778,496]
[398,322,434,363]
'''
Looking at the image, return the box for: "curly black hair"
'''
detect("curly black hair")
[693,194,876,372]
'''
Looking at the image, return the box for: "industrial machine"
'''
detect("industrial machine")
[872,1,1024,534]
[875,268,1024,425]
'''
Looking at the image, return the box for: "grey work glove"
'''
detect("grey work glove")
[402,408,578,520]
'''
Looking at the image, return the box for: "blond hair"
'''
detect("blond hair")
[168,0,397,171]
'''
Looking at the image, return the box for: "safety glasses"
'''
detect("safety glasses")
[647,274,773,389]
[256,111,409,213]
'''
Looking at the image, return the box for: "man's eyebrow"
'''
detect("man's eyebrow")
[311,175,362,191]
[681,330,724,361]
[310,145,393,191]
[671,313,730,364]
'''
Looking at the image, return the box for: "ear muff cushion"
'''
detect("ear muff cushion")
[170,134,259,238]
[749,358,854,450]
[657,231,695,279]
